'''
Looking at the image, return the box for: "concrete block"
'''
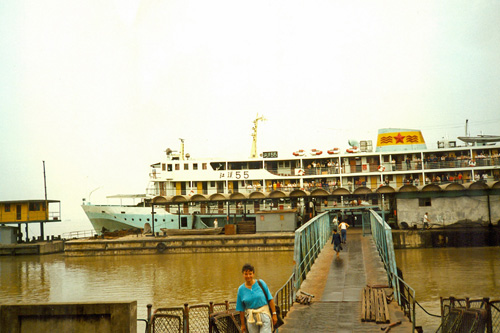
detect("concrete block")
[0,301,137,333]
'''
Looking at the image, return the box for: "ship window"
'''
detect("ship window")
[4,204,10,212]
[162,163,166,171]
[211,181,215,187]
[125,218,127,220]
[419,198,432,207]
[202,163,207,170]
[184,164,189,170]
[175,164,180,170]
[147,218,150,221]
[121,211,126,214]
[29,203,41,211]
[155,218,157,222]
[132,218,134,221]
[139,218,142,221]
[102,211,106,213]
[193,163,198,170]
[163,219,165,222]
[167,164,172,171]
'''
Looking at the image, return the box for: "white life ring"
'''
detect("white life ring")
[293,149,305,156]
[297,169,305,176]
[346,146,360,153]
[188,190,195,196]
[378,165,386,172]
[327,148,340,154]
[469,160,476,167]
[310,149,323,156]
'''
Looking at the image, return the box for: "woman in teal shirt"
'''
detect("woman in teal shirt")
[236,263,278,333]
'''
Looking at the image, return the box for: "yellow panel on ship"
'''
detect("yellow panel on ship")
[376,129,427,152]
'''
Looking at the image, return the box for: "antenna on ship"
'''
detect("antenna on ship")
[179,138,185,160]
[250,114,266,158]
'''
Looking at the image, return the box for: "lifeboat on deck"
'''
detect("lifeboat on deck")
[310,149,323,156]
[327,148,340,154]
[293,149,305,156]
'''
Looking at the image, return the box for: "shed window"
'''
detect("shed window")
[29,203,41,211]
[418,198,431,207]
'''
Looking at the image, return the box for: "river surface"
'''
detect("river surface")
[395,246,500,331]
[0,251,295,331]
[2,247,499,332]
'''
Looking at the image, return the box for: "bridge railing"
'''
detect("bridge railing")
[368,209,416,331]
[272,212,331,320]
[293,211,331,292]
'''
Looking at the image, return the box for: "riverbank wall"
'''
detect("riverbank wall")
[391,227,500,249]
[64,233,295,257]
[0,240,64,256]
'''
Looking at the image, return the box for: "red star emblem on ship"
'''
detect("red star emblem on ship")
[394,133,405,144]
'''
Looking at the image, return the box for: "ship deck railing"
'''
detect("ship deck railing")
[263,157,500,177]
[148,177,496,199]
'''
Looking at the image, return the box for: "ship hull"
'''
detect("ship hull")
[81,204,194,232]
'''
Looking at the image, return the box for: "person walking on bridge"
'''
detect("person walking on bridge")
[331,215,339,232]
[331,229,342,257]
[339,220,349,244]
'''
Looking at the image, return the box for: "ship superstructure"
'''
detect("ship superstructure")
[82,123,500,233]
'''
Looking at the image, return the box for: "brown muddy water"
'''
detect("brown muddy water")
[0,251,295,332]
[395,246,500,331]
[2,247,499,332]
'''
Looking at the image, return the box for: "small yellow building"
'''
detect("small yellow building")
[0,200,61,242]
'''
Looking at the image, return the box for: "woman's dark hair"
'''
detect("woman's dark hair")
[242,263,254,273]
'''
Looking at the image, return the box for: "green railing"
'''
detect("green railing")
[293,212,331,292]
[368,208,416,332]
[272,212,331,321]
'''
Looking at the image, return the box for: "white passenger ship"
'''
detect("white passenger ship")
[82,120,500,233]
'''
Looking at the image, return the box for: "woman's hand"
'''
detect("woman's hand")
[272,313,278,326]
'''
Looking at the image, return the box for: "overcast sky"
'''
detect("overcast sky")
[1,0,499,236]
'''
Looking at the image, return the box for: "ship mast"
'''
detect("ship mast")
[179,138,185,160]
[250,114,266,158]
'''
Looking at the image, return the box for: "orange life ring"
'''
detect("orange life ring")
[293,149,305,156]
[297,169,305,176]
[378,165,386,172]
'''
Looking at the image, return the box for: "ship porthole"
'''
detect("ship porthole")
[156,242,167,253]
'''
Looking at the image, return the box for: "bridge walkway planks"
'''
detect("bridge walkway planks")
[279,229,413,332]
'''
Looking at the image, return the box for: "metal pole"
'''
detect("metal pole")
[178,204,181,229]
[151,204,155,235]
[381,194,385,222]
[42,161,47,240]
